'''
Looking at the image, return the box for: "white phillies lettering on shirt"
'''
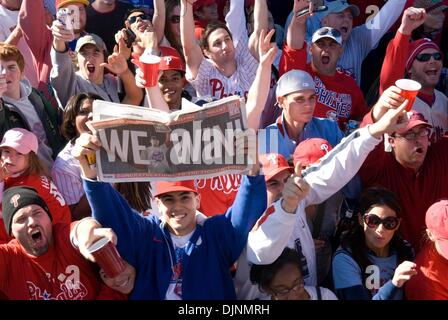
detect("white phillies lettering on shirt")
[314,77,352,119]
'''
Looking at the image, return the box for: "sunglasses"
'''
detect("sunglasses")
[363,214,400,230]
[128,14,150,24]
[317,27,342,38]
[271,281,304,299]
[170,15,181,24]
[415,52,442,62]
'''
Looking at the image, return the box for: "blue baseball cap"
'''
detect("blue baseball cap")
[322,0,360,18]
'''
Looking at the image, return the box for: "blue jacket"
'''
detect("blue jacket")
[83,175,267,300]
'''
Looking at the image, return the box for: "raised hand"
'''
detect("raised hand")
[369,98,409,138]
[293,0,314,24]
[371,85,406,122]
[258,29,278,67]
[100,45,128,76]
[51,19,75,43]
[71,132,101,179]
[115,29,132,60]
[399,7,427,36]
[281,162,310,213]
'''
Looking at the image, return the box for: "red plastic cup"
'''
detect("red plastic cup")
[395,79,422,112]
[88,237,126,278]
[139,54,161,87]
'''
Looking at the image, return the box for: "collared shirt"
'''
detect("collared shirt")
[258,113,344,160]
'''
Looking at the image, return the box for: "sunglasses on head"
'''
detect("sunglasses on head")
[317,27,342,38]
[415,52,442,62]
[128,13,150,24]
[170,15,180,24]
[363,214,400,230]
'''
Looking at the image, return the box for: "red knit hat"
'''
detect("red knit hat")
[55,0,89,9]
[405,38,441,71]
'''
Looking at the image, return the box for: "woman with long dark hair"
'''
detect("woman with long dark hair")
[332,187,417,300]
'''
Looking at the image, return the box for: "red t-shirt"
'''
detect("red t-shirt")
[0,175,72,244]
[0,223,124,300]
[405,242,448,299]
[196,174,242,216]
[279,44,368,130]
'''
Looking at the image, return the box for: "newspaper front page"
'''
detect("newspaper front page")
[90,96,250,182]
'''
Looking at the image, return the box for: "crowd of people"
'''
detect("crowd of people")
[0,0,447,300]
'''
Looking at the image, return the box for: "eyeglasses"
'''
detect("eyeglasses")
[395,128,430,141]
[363,214,400,231]
[316,27,342,38]
[170,15,180,24]
[271,281,304,299]
[128,14,150,24]
[415,52,442,62]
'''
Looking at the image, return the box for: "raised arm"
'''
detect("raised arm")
[180,0,204,80]
[246,29,277,130]
[379,7,426,94]
[152,0,166,46]
[248,0,269,61]
[287,0,312,50]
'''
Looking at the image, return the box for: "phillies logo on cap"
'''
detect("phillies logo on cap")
[320,143,330,153]
[164,56,172,66]
[10,194,20,208]
[267,154,278,165]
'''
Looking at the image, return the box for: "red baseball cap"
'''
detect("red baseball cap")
[425,200,448,258]
[159,46,185,73]
[193,0,216,11]
[0,128,38,155]
[260,153,293,181]
[395,110,432,135]
[153,180,198,197]
[293,138,332,167]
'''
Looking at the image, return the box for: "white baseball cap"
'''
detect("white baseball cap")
[275,70,315,98]
[312,27,343,46]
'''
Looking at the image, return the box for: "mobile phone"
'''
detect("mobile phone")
[124,28,137,48]
[56,8,71,28]
[296,5,328,18]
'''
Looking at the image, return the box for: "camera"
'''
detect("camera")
[124,28,137,48]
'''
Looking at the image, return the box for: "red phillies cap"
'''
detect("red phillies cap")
[293,138,332,167]
[259,153,293,181]
[193,0,216,11]
[153,180,198,197]
[396,110,432,135]
[159,46,185,72]
[425,200,448,258]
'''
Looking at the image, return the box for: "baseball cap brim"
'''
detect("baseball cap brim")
[396,121,432,135]
[0,141,35,155]
[323,2,360,18]
[265,167,293,182]
[154,186,198,198]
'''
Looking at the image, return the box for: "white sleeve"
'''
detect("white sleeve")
[247,199,305,264]
[225,0,248,48]
[303,126,382,206]
[363,0,407,50]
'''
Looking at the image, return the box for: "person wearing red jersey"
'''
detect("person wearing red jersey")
[0,186,129,300]
[359,90,448,250]
[279,0,368,131]
[380,6,448,142]
[0,128,71,244]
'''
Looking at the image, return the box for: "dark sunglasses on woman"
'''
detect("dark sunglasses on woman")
[363,214,400,230]
[415,52,442,62]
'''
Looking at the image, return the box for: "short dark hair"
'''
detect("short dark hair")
[250,247,302,293]
[124,8,147,22]
[199,21,233,51]
[61,92,104,141]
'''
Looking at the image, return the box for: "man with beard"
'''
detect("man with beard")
[0,186,132,299]
[359,93,448,251]
[279,0,368,131]
[380,6,448,142]
[18,0,90,105]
